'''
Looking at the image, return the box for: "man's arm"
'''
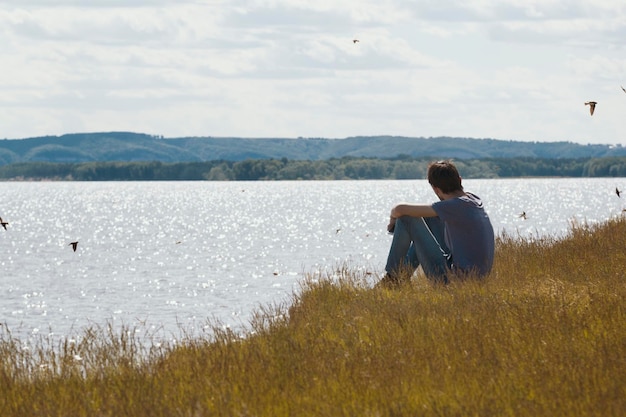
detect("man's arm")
[391,203,437,219]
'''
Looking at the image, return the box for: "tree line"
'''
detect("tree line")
[1,156,626,181]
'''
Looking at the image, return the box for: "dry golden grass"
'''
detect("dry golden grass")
[2,216,626,416]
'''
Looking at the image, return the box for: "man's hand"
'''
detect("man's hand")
[387,216,396,233]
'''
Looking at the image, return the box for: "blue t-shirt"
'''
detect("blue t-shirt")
[432,192,495,276]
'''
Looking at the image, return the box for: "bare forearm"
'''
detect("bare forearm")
[390,203,437,218]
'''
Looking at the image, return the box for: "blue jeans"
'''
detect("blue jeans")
[385,216,451,283]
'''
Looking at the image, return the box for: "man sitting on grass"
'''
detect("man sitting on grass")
[379,159,495,287]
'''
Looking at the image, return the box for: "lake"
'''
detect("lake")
[1,178,624,342]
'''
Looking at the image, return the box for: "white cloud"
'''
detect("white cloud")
[0,1,625,144]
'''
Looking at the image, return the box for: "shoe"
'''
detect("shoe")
[375,273,407,289]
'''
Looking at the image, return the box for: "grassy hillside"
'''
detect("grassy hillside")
[1,216,625,416]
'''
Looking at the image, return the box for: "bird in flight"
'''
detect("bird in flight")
[621,85,626,94]
[584,101,597,115]
[353,39,359,43]
[617,187,622,198]
[519,211,527,220]
[0,217,8,230]
[69,241,78,252]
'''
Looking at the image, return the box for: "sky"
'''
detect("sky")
[1,1,625,145]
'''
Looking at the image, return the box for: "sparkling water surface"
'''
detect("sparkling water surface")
[1,178,624,342]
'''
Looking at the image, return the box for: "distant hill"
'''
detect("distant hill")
[0,132,624,165]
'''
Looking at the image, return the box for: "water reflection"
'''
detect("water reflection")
[0,178,624,341]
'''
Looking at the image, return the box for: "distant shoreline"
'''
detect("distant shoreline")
[1,155,625,181]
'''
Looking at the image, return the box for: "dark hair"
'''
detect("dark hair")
[427,160,463,193]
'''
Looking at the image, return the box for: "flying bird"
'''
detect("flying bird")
[585,101,597,116]
[0,217,8,230]
[353,39,359,43]
[621,85,626,94]
[519,211,527,220]
[617,187,622,198]
[69,241,78,252]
